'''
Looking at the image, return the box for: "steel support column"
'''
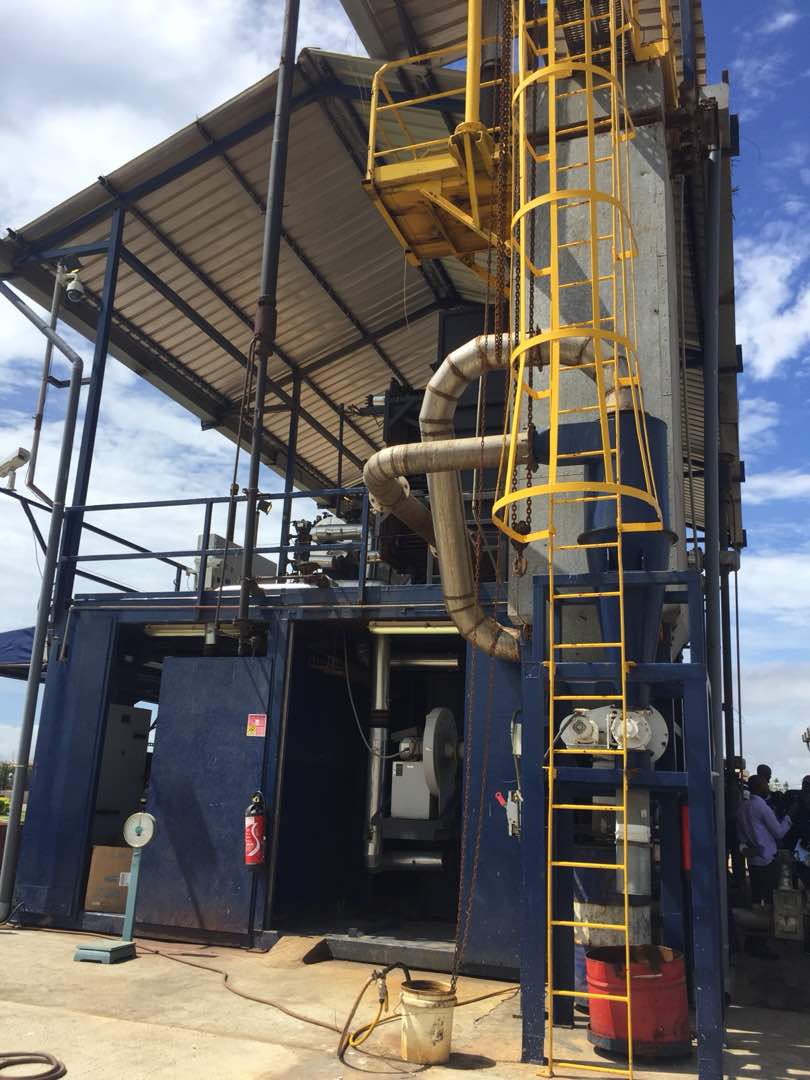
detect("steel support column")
[52,207,124,629]
[238,0,299,641]
[278,374,301,575]
[703,145,729,993]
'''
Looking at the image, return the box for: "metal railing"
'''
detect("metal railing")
[58,486,371,607]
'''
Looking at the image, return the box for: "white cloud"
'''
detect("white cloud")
[744,468,810,504]
[737,552,810,633]
[738,661,810,786]
[738,396,779,455]
[1,0,364,228]
[762,9,802,34]
[0,1,352,759]
[735,222,810,378]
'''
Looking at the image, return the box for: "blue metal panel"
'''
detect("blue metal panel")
[137,655,275,937]
[520,578,547,1063]
[458,648,523,974]
[15,612,117,920]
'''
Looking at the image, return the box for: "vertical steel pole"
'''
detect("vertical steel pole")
[238,0,300,642]
[278,373,300,576]
[26,266,64,506]
[0,286,85,922]
[703,145,729,991]
[720,566,735,766]
[52,207,125,630]
[464,0,483,124]
[363,633,390,870]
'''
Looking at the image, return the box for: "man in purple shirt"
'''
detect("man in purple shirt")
[737,775,792,905]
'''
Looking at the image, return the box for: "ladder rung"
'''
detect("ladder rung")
[550,747,625,755]
[551,860,625,871]
[558,403,601,414]
[551,591,620,600]
[551,804,624,813]
[551,918,627,930]
[553,641,622,649]
[552,989,629,1003]
[549,1062,631,1076]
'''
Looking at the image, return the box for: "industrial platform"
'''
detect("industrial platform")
[2,928,807,1079]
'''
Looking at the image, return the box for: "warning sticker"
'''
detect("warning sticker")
[246,713,267,737]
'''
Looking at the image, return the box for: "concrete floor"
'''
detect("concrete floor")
[1,928,808,1079]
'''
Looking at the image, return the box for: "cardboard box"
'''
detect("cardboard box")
[84,845,132,914]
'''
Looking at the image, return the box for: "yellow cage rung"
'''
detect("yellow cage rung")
[556,448,617,460]
[558,404,602,415]
[550,805,624,814]
[556,541,619,550]
[552,989,629,1002]
[553,494,617,504]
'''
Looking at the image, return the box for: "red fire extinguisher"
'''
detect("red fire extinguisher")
[244,791,266,866]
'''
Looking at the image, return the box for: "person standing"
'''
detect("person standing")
[737,775,792,905]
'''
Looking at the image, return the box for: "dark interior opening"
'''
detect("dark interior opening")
[271,622,466,938]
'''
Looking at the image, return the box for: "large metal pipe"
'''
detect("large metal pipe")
[0,282,84,923]
[25,267,64,506]
[364,433,530,549]
[238,0,300,641]
[720,566,735,766]
[363,333,601,661]
[364,634,390,870]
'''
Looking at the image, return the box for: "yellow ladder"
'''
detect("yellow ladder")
[491,2,670,1076]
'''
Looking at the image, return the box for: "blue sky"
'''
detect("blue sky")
[1,1,809,784]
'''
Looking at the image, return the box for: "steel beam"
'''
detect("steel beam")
[20,80,466,260]
[98,175,378,455]
[192,119,412,389]
[52,208,125,627]
[119,246,366,472]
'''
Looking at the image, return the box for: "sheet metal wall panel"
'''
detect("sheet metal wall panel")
[457,646,522,973]
[137,656,274,936]
[14,613,117,921]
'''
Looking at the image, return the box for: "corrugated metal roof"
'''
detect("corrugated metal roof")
[0,50,479,494]
[341,0,708,85]
[0,27,734,536]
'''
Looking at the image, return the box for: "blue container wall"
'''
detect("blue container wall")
[15,612,117,920]
[457,647,524,975]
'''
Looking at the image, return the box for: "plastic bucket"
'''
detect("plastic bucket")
[585,945,691,1059]
[400,979,456,1064]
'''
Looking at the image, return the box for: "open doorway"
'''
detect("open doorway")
[271,622,466,943]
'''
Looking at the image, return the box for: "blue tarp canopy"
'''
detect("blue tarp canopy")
[0,626,37,680]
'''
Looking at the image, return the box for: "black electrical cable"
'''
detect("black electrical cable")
[0,1053,66,1079]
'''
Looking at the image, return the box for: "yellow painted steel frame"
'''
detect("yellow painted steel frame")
[364,24,506,267]
[490,3,672,1078]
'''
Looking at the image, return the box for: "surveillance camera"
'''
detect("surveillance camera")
[0,447,30,480]
[64,271,85,304]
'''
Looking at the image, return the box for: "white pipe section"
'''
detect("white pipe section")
[364,332,606,662]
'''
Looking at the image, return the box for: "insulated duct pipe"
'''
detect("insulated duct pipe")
[0,282,84,923]
[364,333,605,662]
[238,0,300,644]
[364,433,531,549]
[364,634,391,870]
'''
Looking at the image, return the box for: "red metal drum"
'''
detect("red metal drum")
[585,945,692,1059]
